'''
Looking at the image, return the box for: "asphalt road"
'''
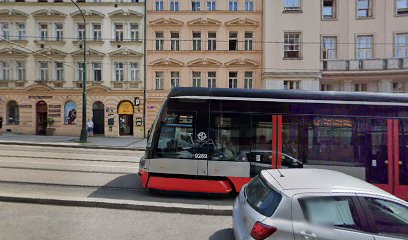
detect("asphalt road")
[0,202,234,240]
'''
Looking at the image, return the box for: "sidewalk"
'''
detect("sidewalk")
[0,133,147,151]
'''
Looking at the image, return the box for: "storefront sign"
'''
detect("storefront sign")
[19,105,32,108]
[29,96,53,100]
[48,114,61,117]
[136,117,143,126]
[49,105,61,109]
[49,109,61,113]
[118,102,134,115]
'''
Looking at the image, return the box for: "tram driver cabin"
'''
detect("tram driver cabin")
[140,88,408,200]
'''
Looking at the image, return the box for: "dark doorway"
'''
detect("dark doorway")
[92,101,105,135]
[36,101,47,135]
[119,114,133,136]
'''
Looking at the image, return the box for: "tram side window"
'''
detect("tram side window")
[156,113,195,159]
[210,113,251,161]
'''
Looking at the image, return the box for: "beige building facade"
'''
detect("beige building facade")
[263,0,408,92]
[0,0,145,138]
[145,0,262,128]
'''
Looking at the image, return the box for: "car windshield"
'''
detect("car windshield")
[245,175,282,217]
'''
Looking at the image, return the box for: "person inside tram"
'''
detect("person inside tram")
[216,137,237,161]
[257,135,269,150]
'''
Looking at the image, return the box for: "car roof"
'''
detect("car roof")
[262,169,395,198]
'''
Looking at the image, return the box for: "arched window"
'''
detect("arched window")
[6,101,19,125]
[64,101,77,125]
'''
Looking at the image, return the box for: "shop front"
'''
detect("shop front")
[118,101,134,136]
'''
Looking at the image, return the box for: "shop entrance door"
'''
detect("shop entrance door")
[119,114,133,136]
[36,101,47,135]
[92,101,105,135]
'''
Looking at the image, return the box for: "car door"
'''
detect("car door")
[292,193,375,240]
[357,195,408,240]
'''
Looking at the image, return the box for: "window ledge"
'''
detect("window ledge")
[282,9,303,14]
[110,40,143,45]
[395,12,408,17]
[321,17,338,21]
[283,57,303,60]
[356,16,375,20]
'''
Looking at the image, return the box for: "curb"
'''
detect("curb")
[0,141,145,151]
[0,195,232,216]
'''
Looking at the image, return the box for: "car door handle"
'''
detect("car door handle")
[300,230,317,239]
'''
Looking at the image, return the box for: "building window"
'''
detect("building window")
[130,24,139,41]
[396,0,408,15]
[55,62,64,81]
[192,0,201,11]
[207,0,216,11]
[39,62,49,81]
[208,32,217,50]
[245,32,253,50]
[208,72,216,88]
[93,24,102,41]
[6,101,19,125]
[284,0,301,11]
[356,35,373,59]
[322,36,337,59]
[284,32,301,59]
[244,72,253,89]
[393,82,406,93]
[192,72,201,87]
[114,23,124,41]
[193,32,201,50]
[77,62,84,81]
[321,83,333,91]
[40,23,48,41]
[170,0,180,11]
[229,0,238,11]
[229,72,238,88]
[284,80,300,90]
[1,23,9,40]
[55,23,63,41]
[17,61,25,81]
[114,63,124,81]
[64,101,77,125]
[322,0,336,19]
[155,32,164,50]
[357,0,373,18]
[171,32,180,51]
[170,71,180,89]
[395,33,408,57]
[245,0,254,11]
[17,23,25,40]
[130,63,139,81]
[229,32,238,51]
[354,83,367,92]
[1,61,10,81]
[93,62,102,81]
[155,72,164,90]
[77,23,85,40]
[155,0,164,11]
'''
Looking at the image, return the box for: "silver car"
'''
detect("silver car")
[233,169,408,240]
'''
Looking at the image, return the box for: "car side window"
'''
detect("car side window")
[364,198,408,238]
[299,196,362,231]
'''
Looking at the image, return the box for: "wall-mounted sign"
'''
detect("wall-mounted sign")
[134,97,140,106]
[105,107,114,113]
[29,96,53,100]
[118,102,134,115]
[147,106,155,109]
[49,105,61,109]
[19,105,32,108]
[108,114,115,126]
[48,114,61,117]
[49,109,61,113]
[136,117,143,126]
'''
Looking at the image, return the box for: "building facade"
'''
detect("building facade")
[263,0,408,92]
[0,0,145,137]
[145,0,262,128]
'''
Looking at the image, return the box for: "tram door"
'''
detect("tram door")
[368,119,408,200]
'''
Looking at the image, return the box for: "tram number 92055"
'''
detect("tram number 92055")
[194,153,208,159]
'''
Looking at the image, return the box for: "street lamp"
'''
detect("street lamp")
[70,0,87,142]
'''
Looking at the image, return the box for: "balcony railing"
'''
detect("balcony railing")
[322,58,408,71]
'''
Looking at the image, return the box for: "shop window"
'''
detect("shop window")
[6,101,19,125]
[64,101,77,125]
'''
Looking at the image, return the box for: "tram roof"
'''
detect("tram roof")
[168,87,408,106]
